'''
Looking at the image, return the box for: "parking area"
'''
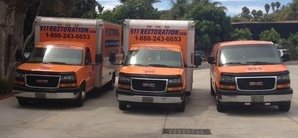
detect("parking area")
[1,63,298,138]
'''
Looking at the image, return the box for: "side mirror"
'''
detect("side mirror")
[109,52,116,63]
[15,49,24,62]
[194,55,202,66]
[95,54,103,64]
[208,57,216,64]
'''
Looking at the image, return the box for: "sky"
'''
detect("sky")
[98,0,292,16]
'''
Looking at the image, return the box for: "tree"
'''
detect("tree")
[0,0,43,83]
[231,28,252,40]
[286,33,298,59]
[265,4,270,14]
[257,10,263,17]
[251,9,257,20]
[170,0,189,19]
[99,0,160,24]
[256,10,263,20]
[276,2,281,10]
[241,6,252,20]
[259,28,281,43]
[271,2,276,12]
[289,0,298,20]
[187,2,231,49]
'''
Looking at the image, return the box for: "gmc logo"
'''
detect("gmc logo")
[36,79,49,84]
[249,82,263,86]
[142,82,155,88]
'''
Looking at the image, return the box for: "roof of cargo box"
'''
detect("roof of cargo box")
[36,41,87,49]
[124,19,195,29]
[219,40,274,47]
[36,16,103,28]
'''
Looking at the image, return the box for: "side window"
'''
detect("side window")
[85,48,92,65]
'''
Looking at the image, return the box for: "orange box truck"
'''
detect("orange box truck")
[13,17,122,106]
[208,40,293,112]
[116,19,201,112]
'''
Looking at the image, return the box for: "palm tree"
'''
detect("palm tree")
[251,9,257,20]
[276,2,281,10]
[170,0,189,19]
[265,4,270,14]
[271,2,276,12]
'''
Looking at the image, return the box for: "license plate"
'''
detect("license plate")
[251,95,264,102]
[142,97,153,103]
[35,92,46,98]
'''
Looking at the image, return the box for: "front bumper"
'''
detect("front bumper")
[217,89,293,103]
[116,89,185,104]
[13,85,80,99]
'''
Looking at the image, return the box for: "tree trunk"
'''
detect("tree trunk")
[0,0,16,81]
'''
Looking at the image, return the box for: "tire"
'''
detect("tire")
[17,98,29,106]
[210,79,216,96]
[73,87,86,107]
[106,73,115,90]
[278,102,291,112]
[216,98,226,113]
[175,98,186,112]
[119,102,128,111]
[186,91,191,96]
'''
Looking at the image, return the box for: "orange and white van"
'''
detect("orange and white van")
[116,19,201,112]
[13,17,122,106]
[208,40,293,112]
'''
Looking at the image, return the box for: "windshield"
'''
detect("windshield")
[124,49,182,68]
[27,46,83,65]
[219,45,282,66]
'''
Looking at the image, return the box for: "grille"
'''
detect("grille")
[26,75,60,88]
[131,78,167,92]
[236,77,276,91]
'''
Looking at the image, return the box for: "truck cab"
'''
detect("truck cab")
[116,19,201,112]
[208,40,293,112]
[13,17,122,106]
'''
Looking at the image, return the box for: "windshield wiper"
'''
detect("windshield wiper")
[147,64,172,67]
[44,61,67,65]
[246,61,269,65]
[27,61,42,63]
[224,62,242,65]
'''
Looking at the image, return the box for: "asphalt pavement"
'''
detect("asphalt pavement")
[0,62,298,138]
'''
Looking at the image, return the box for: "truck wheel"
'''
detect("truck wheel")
[210,79,216,96]
[278,102,291,112]
[175,98,186,112]
[216,99,226,113]
[107,73,115,90]
[119,102,128,110]
[73,87,86,107]
[17,98,29,106]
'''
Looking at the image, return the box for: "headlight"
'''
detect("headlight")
[277,74,290,82]
[118,75,130,84]
[168,78,182,86]
[61,74,76,82]
[220,75,235,83]
[15,71,25,80]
